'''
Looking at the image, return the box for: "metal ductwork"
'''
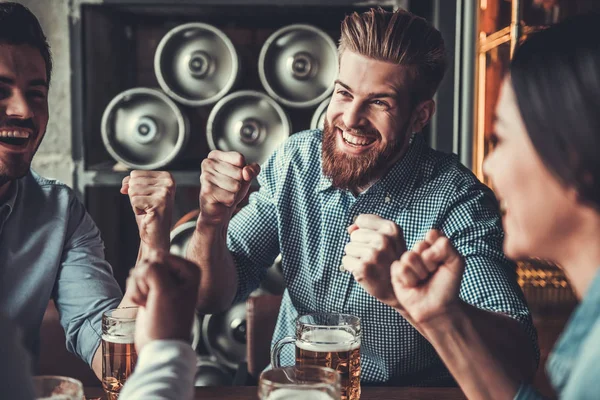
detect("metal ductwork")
[310,97,330,130]
[194,356,233,387]
[155,23,239,106]
[207,90,291,166]
[259,24,338,108]
[170,220,197,258]
[101,88,189,170]
[202,301,248,370]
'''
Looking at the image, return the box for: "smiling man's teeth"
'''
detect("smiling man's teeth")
[342,131,374,146]
[0,130,30,139]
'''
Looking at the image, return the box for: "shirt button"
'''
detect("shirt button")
[384,195,391,203]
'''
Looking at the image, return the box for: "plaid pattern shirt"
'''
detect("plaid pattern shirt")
[229,129,537,385]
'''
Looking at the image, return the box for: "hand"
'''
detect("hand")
[390,229,465,326]
[125,249,200,352]
[121,171,175,251]
[342,214,407,309]
[199,150,260,226]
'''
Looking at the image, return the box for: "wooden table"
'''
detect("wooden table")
[85,386,466,399]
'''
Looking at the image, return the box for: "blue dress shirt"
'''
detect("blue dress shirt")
[0,170,122,366]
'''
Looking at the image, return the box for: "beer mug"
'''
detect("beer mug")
[32,375,84,400]
[271,313,361,400]
[259,365,341,400]
[102,307,138,400]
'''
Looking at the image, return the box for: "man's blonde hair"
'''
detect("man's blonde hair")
[339,7,447,104]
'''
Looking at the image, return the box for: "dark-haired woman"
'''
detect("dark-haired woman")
[389,13,600,399]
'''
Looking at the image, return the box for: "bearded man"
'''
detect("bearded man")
[187,8,538,386]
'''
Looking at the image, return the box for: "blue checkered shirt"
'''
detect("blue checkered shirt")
[229,129,537,385]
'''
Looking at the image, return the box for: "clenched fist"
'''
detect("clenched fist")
[342,214,407,309]
[199,150,260,226]
[121,171,175,251]
[126,249,200,352]
[391,229,465,325]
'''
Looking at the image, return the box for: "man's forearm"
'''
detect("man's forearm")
[417,301,536,400]
[186,218,238,314]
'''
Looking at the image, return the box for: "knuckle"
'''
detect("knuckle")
[159,187,171,199]
[232,180,242,193]
[390,260,403,276]
[386,221,399,236]
[439,236,451,250]
[200,172,212,187]
[377,235,389,251]
[365,248,377,261]
[201,158,214,171]
[399,251,415,265]
[224,194,236,207]
[232,152,245,166]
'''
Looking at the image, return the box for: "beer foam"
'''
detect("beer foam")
[296,330,359,352]
[102,333,134,344]
[266,388,336,400]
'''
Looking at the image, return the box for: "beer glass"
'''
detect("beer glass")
[32,375,84,400]
[102,307,138,400]
[271,313,361,400]
[258,365,341,400]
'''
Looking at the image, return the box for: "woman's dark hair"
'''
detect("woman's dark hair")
[510,12,600,209]
[0,2,52,84]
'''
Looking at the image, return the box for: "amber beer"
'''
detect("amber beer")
[102,335,137,399]
[296,330,361,400]
[102,307,138,400]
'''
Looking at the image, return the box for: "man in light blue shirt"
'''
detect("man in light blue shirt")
[0,2,177,378]
[1,251,200,400]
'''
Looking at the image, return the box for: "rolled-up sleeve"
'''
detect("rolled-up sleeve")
[442,183,539,361]
[227,144,287,304]
[53,195,122,366]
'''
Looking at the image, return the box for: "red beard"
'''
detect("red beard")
[321,119,404,192]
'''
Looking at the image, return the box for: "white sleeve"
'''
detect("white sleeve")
[0,314,35,400]
[120,339,196,400]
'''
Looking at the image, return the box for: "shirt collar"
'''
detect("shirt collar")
[0,180,19,224]
[318,133,426,203]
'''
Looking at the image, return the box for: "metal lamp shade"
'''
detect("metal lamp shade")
[259,24,338,108]
[170,220,285,295]
[207,90,291,166]
[310,97,330,130]
[169,220,197,257]
[155,22,239,106]
[195,356,234,386]
[202,302,247,370]
[101,88,189,170]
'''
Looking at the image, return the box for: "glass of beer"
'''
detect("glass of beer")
[258,365,341,400]
[271,313,361,400]
[32,375,84,400]
[102,307,138,400]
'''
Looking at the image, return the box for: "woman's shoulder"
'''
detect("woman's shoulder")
[560,315,600,398]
